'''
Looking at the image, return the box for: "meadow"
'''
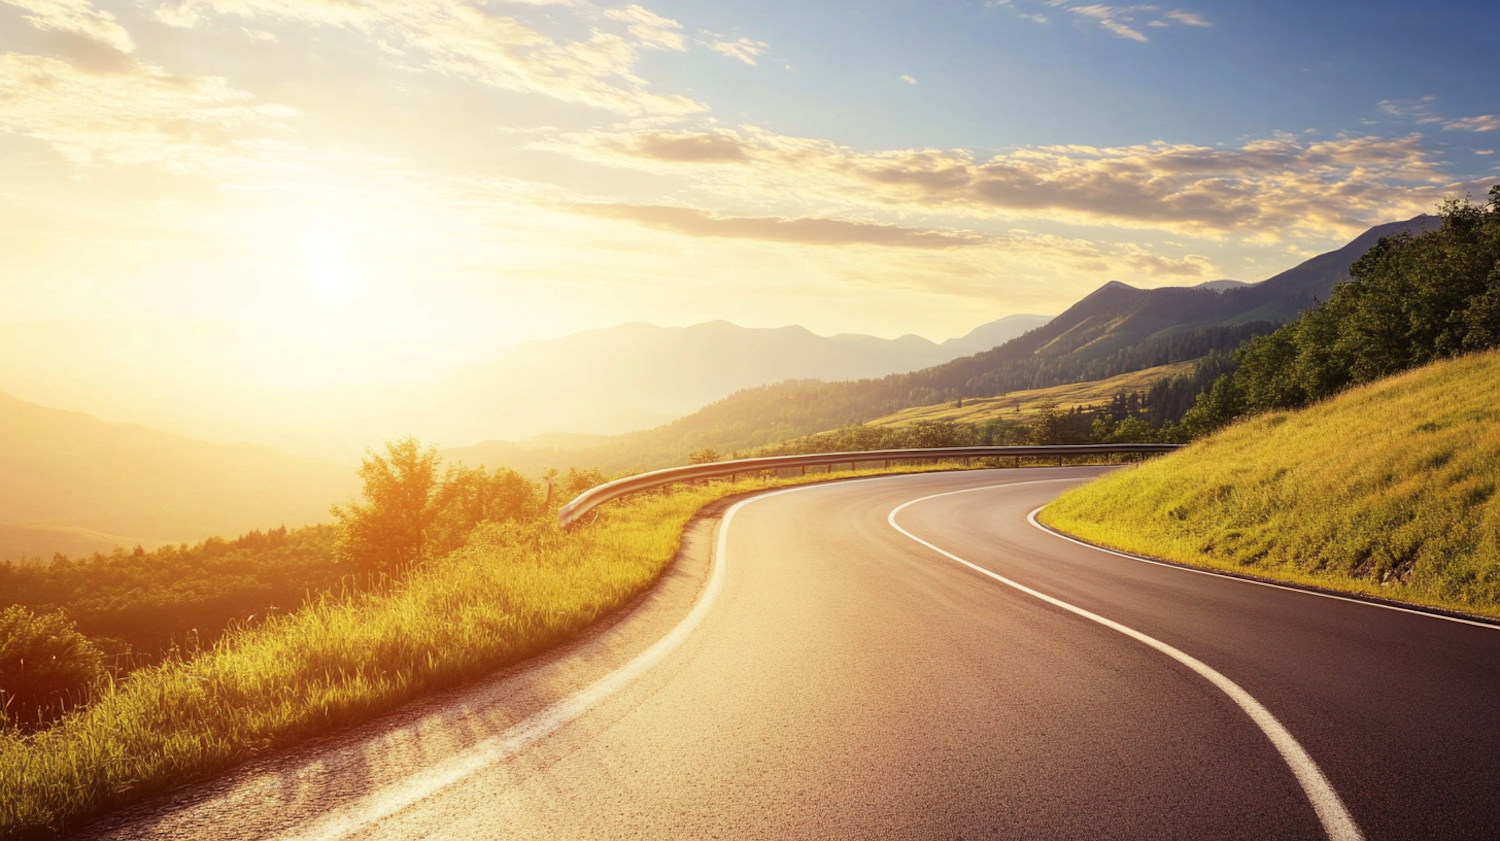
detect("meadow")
[1040,350,1500,617]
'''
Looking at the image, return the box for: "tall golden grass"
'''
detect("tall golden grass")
[1040,350,1500,617]
[0,461,1006,838]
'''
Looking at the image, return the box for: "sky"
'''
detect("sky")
[2,0,1499,409]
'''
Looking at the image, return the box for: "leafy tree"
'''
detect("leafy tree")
[332,437,449,576]
[1029,402,1073,445]
[333,438,548,574]
[0,606,106,728]
[1233,187,1500,416]
[688,447,721,464]
[427,466,541,557]
[1179,374,1247,438]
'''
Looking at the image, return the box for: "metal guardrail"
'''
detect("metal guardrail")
[557,443,1180,528]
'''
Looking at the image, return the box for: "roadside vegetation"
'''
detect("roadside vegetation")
[0,448,1010,838]
[1041,350,1500,616]
[1043,189,1500,616]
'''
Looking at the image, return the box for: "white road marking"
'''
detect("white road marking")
[889,483,1366,841]
[282,485,813,841]
[1028,505,1500,631]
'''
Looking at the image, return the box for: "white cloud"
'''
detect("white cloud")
[1165,10,1210,26]
[706,35,768,66]
[899,74,918,85]
[1068,4,1151,42]
[550,125,1477,241]
[0,52,296,173]
[1444,115,1500,133]
[604,4,685,51]
[149,0,706,115]
[3,0,135,52]
[996,2,1210,39]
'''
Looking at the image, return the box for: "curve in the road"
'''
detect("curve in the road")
[889,482,1364,841]
[80,468,1500,841]
[281,482,819,841]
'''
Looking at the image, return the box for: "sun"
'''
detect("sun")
[303,228,358,306]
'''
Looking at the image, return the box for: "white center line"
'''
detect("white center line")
[888,482,1365,841]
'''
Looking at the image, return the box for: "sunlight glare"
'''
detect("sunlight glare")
[303,228,358,306]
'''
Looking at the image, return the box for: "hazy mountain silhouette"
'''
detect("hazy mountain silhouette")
[0,390,355,560]
[429,316,1051,441]
[453,215,1437,474]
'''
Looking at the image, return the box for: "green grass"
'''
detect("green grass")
[868,360,1197,427]
[1039,350,1500,618]
[0,459,1035,838]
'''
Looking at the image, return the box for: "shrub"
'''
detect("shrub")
[0,607,106,729]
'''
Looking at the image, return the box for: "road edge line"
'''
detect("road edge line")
[283,483,815,841]
[1027,506,1500,631]
[889,486,1365,841]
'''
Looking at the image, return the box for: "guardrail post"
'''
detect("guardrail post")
[1057,453,1063,467]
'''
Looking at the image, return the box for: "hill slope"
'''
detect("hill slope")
[867,361,1197,427]
[1039,350,1500,617]
[0,391,356,557]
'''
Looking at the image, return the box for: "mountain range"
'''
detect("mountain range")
[432,314,1052,444]
[0,390,354,561]
[448,215,1437,475]
[0,315,1051,459]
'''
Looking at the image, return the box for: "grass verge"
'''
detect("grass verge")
[0,458,1049,838]
[1038,351,1500,619]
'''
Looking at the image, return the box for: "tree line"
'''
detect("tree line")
[1180,188,1500,435]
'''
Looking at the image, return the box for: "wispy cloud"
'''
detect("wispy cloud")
[1068,5,1149,42]
[150,0,706,115]
[604,4,685,51]
[1444,115,1500,133]
[550,125,1473,240]
[570,203,985,249]
[1165,10,1210,26]
[704,34,768,66]
[0,51,295,173]
[2,0,134,52]
[899,74,918,85]
[993,2,1210,40]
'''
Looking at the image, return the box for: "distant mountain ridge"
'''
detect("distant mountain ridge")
[0,390,355,560]
[429,315,1052,442]
[448,214,1437,476]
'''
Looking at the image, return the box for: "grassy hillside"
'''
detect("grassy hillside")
[1040,350,1500,617]
[868,361,1196,427]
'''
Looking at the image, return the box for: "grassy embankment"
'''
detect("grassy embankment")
[1040,351,1500,617]
[868,361,1196,427]
[0,460,1019,838]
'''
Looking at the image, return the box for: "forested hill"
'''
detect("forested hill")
[450,214,1437,474]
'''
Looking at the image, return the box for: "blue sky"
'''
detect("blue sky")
[632,0,1500,151]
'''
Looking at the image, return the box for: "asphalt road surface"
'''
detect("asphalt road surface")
[84,468,1500,841]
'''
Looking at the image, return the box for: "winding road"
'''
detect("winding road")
[84,468,1500,841]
